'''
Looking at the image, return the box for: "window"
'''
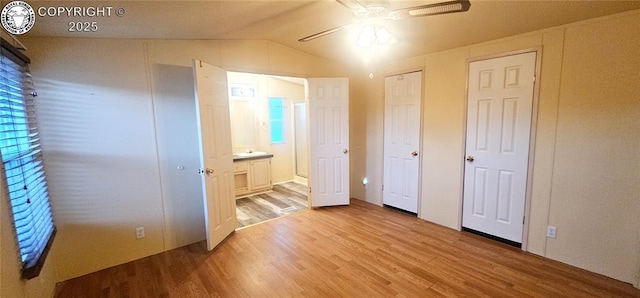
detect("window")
[0,39,55,279]
[229,84,256,101]
[268,97,285,144]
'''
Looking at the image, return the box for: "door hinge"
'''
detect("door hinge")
[523,216,525,224]
[382,185,384,191]
[533,75,536,83]
[309,187,311,193]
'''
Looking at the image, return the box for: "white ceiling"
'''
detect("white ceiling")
[27,0,640,67]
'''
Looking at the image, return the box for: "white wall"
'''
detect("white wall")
[16,37,346,283]
[350,10,640,285]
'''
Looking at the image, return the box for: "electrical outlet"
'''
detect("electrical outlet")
[546,226,557,239]
[135,227,145,239]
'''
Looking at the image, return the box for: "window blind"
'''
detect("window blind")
[0,39,56,280]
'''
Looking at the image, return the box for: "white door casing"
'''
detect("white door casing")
[462,52,537,243]
[307,78,350,207]
[383,71,422,213]
[193,59,237,250]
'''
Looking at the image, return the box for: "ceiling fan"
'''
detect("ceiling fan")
[298,0,472,42]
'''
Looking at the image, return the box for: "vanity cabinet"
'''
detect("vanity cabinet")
[234,157,272,198]
[249,158,272,191]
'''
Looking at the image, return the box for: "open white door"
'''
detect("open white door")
[383,71,422,213]
[462,52,536,244]
[193,59,236,250]
[307,78,350,207]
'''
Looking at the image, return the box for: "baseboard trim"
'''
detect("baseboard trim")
[383,204,417,217]
[462,227,522,248]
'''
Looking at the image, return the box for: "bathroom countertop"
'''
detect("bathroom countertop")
[232,152,274,161]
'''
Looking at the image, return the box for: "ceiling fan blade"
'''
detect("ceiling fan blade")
[336,0,366,11]
[298,25,347,42]
[388,0,471,20]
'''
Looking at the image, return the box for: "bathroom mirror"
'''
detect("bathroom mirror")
[230,99,258,152]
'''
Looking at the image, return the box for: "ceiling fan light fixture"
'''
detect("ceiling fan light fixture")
[356,24,397,48]
[375,26,392,44]
[356,25,376,47]
[300,0,471,43]
[356,24,396,48]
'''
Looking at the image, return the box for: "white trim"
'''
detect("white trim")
[460,48,543,251]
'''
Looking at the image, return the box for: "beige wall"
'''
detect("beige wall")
[351,10,640,285]
[265,77,306,183]
[12,37,345,285]
[546,13,640,284]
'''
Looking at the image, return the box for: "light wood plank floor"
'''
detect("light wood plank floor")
[236,182,308,228]
[54,199,640,297]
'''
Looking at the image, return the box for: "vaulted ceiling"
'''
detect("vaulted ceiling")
[27,0,640,67]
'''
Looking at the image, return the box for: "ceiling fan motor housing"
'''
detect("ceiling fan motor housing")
[354,0,390,17]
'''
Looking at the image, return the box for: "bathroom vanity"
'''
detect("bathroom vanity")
[232,152,273,198]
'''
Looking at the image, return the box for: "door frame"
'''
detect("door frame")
[459,48,543,251]
[223,71,350,208]
[382,68,425,217]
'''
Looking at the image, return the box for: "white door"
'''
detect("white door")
[383,71,422,213]
[307,78,350,207]
[462,52,537,243]
[193,59,237,250]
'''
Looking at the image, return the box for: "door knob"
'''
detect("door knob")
[205,168,214,175]
[343,149,349,154]
[411,151,418,157]
[466,156,474,162]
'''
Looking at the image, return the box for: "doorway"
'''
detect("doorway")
[383,71,423,214]
[227,72,310,227]
[462,51,538,246]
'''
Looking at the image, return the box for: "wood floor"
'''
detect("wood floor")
[54,199,640,297]
[236,181,308,228]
